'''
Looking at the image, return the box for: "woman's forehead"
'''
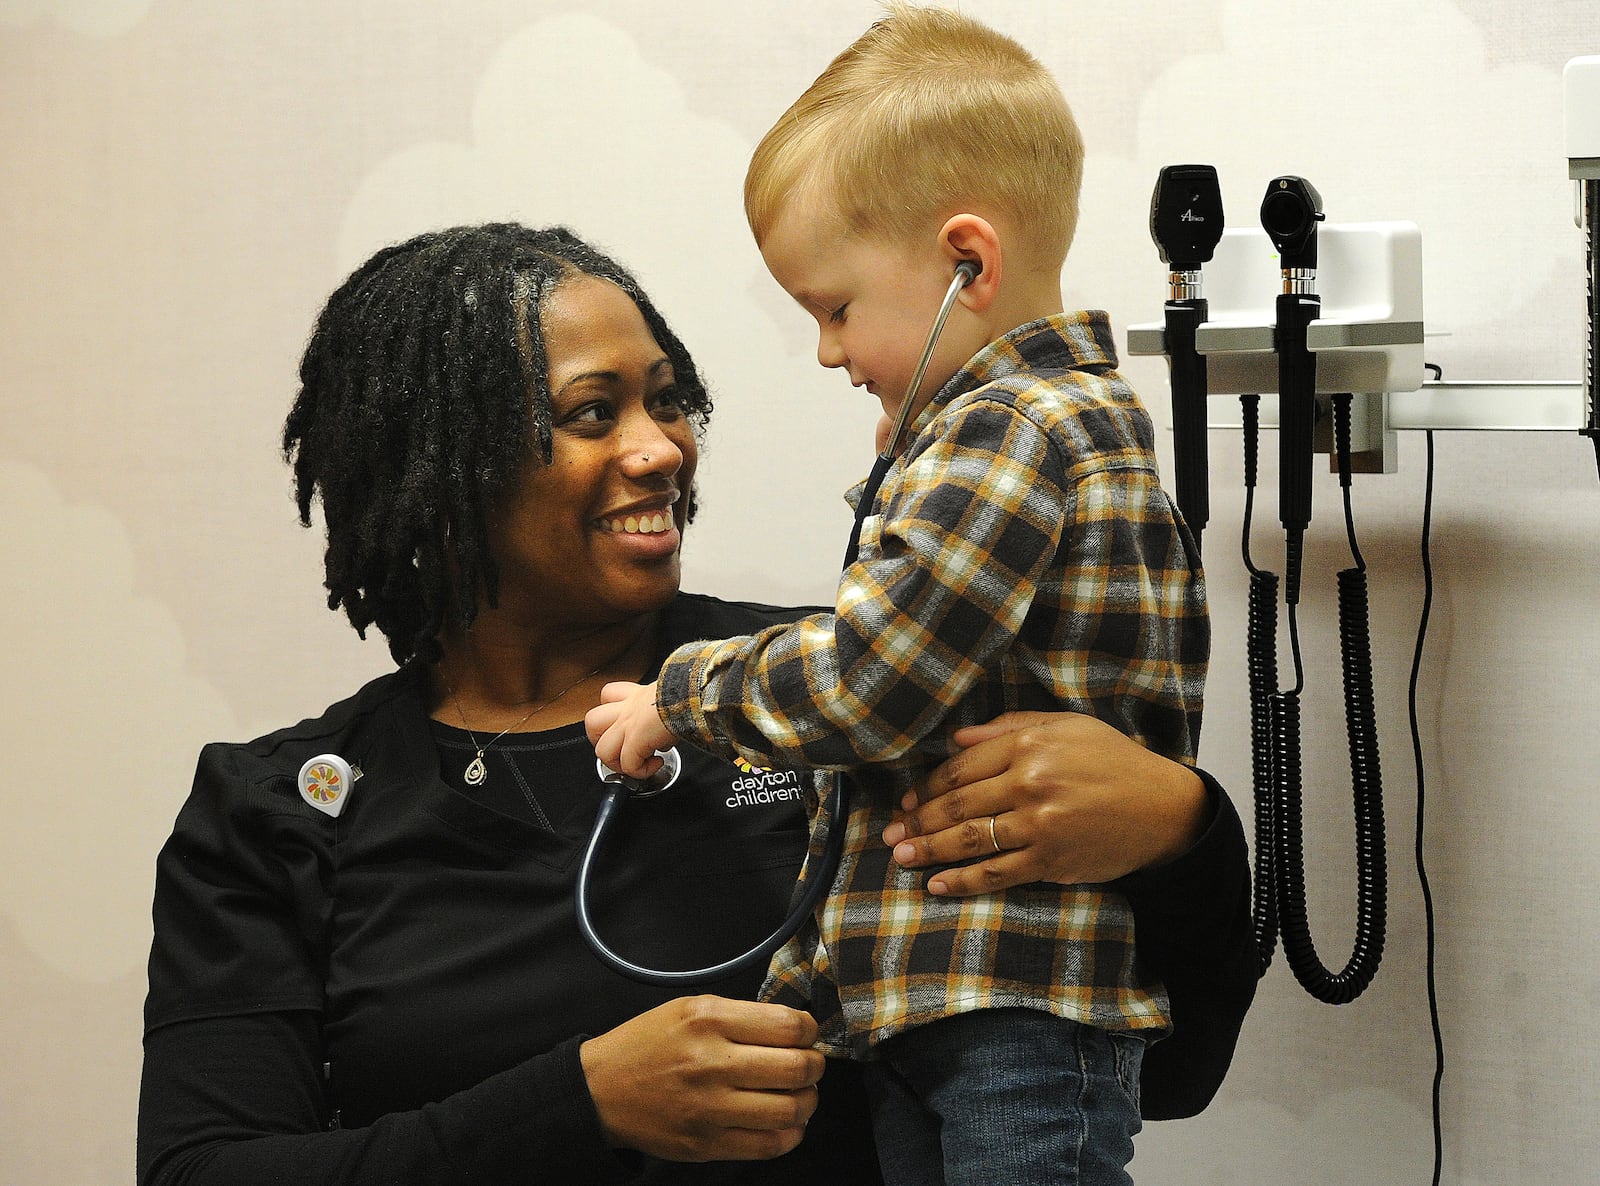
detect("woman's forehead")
[541,276,669,382]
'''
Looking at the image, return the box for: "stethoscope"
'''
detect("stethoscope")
[576,259,981,986]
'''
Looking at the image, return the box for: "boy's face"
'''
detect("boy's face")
[759,196,982,435]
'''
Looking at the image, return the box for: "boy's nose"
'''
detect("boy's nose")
[815,327,847,370]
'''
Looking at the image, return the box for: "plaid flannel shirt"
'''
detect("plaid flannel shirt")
[656,311,1208,1056]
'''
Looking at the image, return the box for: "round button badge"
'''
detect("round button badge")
[298,753,355,818]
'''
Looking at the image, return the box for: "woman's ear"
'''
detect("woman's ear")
[938,213,1001,310]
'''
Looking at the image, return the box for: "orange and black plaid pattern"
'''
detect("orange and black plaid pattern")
[657,311,1208,1056]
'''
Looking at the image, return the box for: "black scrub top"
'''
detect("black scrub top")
[141,593,882,1185]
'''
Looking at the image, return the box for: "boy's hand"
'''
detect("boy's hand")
[587,681,674,779]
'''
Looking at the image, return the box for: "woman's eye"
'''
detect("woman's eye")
[828,304,848,324]
[568,401,614,425]
[653,386,688,415]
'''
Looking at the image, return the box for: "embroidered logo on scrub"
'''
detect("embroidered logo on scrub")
[725,766,806,809]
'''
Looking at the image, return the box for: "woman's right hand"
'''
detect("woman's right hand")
[884,711,1211,894]
[578,996,824,1162]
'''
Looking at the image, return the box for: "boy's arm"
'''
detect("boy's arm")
[657,399,1070,771]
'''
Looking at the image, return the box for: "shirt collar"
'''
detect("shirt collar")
[844,310,1118,509]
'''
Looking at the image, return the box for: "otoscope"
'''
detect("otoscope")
[577,261,980,986]
[1261,175,1325,604]
[1248,176,1387,1004]
[1149,165,1225,553]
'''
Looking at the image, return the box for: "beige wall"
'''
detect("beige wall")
[3,1,1597,1182]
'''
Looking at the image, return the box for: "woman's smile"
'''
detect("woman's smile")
[596,490,681,537]
[595,499,683,560]
[599,511,674,534]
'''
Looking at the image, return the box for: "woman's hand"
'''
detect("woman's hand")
[578,996,824,1162]
[882,711,1211,896]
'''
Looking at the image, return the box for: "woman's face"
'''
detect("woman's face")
[486,274,698,629]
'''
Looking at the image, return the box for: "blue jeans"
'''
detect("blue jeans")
[861,1009,1144,1186]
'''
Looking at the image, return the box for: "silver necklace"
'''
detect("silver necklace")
[444,660,611,787]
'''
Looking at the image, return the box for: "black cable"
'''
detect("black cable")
[1333,393,1365,571]
[1240,394,1279,975]
[1266,394,1388,1005]
[1582,181,1599,479]
[1413,367,1444,1184]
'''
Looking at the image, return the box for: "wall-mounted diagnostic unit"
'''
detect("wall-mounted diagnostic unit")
[1126,58,1599,1012]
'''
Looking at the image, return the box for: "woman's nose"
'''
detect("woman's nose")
[620,416,684,477]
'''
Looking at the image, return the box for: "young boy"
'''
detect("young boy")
[588,5,1207,1182]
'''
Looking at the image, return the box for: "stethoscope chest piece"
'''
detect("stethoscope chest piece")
[595,746,682,798]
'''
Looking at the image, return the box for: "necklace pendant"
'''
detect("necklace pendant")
[464,753,488,786]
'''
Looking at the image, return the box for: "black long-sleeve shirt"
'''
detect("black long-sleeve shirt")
[139,593,1253,1183]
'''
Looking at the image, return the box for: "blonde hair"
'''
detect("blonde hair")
[745,3,1084,270]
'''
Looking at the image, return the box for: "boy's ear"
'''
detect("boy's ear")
[938,213,1001,310]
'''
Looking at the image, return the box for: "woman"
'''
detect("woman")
[138,224,1252,1184]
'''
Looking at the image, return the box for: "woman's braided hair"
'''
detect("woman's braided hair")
[282,223,712,665]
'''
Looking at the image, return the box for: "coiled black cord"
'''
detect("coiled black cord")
[1270,580,1388,1002]
[1270,393,1387,1003]
[1240,394,1279,975]
[1243,392,1388,1002]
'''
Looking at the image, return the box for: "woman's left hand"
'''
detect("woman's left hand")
[882,711,1211,896]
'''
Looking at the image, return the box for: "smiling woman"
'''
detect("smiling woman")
[137,221,1255,1185]
[282,225,712,674]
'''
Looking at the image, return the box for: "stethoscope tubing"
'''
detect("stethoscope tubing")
[879,260,979,462]
[575,771,851,986]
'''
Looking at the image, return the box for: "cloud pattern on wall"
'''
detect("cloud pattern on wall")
[337,11,758,343]
[0,462,238,982]
[1065,0,1575,371]
[337,10,862,605]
